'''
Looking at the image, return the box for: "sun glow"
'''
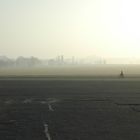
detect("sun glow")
[1,0,140,59]
[94,0,140,57]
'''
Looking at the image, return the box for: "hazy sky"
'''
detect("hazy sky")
[1,0,140,58]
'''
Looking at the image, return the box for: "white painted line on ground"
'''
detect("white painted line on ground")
[44,123,51,140]
[48,103,54,111]
[47,98,59,103]
[5,99,13,104]
[23,99,32,104]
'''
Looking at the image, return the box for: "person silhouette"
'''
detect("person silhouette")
[119,70,124,78]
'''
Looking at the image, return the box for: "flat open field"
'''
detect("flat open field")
[0,77,140,139]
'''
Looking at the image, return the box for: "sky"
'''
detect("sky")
[1,0,140,59]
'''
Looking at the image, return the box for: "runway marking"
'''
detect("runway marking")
[48,103,54,111]
[44,123,51,140]
[46,98,60,111]
[5,99,14,104]
[23,98,32,104]
[47,98,59,103]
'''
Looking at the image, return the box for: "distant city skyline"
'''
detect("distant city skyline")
[1,55,140,65]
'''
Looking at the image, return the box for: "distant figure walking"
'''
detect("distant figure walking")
[119,70,124,78]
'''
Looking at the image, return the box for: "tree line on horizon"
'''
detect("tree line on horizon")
[0,56,41,68]
[0,55,106,68]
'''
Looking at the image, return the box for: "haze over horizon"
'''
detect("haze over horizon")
[1,0,140,60]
